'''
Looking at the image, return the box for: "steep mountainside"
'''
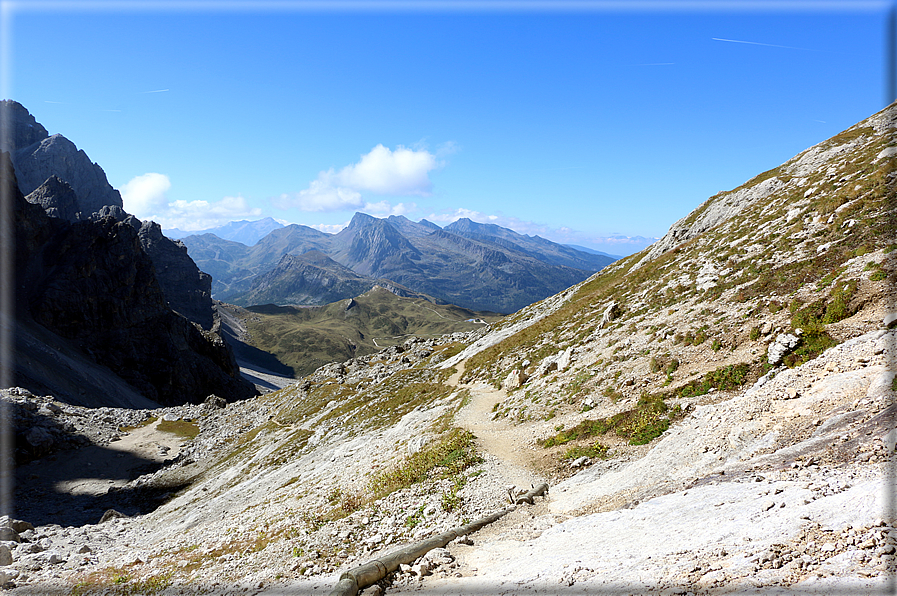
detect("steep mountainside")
[8,150,257,407]
[0,100,123,216]
[4,103,895,595]
[184,212,612,313]
[3,101,216,330]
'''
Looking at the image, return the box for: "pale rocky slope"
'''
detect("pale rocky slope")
[2,103,895,594]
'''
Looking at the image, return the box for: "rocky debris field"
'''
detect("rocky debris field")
[1,322,894,595]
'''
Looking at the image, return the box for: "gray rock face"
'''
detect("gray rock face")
[138,220,214,329]
[635,176,785,269]
[24,175,79,221]
[7,152,257,406]
[0,99,48,149]
[1,100,123,217]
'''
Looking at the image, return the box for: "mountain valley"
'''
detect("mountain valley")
[1,100,895,596]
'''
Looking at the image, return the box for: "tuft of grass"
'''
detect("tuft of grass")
[783,331,838,368]
[369,428,483,499]
[673,363,751,399]
[539,393,679,448]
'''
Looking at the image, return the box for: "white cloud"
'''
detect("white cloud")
[118,173,262,231]
[361,201,418,217]
[274,179,364,212]
[276,144,441,213]
[310,222,350,234]
[120,172,171,217]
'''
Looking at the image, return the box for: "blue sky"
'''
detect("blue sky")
[2,1,892,255]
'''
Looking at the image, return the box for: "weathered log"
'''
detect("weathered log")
[327,503,525,596]
[514,482,549,505]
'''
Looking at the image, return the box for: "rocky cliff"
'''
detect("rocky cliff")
[1,100,123,216]
[137,220,214,329]
[7,152,256,406]
[2,100,216,330]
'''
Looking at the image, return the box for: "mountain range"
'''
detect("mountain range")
[164,217,286,246]
[5,99,893,593]
[182,213,616,313]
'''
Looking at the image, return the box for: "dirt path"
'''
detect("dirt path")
[448,362,547,488]
[15,419,185,526]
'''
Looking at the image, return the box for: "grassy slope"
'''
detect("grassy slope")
[237,286,503,377]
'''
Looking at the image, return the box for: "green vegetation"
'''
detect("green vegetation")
[789,279,857,334]
[236,289,501,377]
[562,442,610,460]
[539,393,681,448]
[156,419,200,439]
[368,428,483,499]
[783,332,839,368]
[672,363,751,398]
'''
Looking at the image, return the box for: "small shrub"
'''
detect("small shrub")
[784,331,838,367]
[711,338,722,351]
[821,280,857,324]
[674,363,751,398]
[749,326,761,341]
[562,442,610,460]
[870,270,887,281]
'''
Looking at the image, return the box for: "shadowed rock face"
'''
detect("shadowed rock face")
[3,100,215,330]
[25,175,80,221]
[138,220,214,330]
[6,152,257,406]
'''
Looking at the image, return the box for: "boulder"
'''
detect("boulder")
[557,347,575,371]
[599,302,621,329]
[502,369,527,390]
[768,333,801,365]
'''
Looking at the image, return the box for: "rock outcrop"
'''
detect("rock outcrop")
[4,101,215,330]
[7,152,256,406]
[1,100,124,216]
[24,175,80,221]
[137,220,214,329]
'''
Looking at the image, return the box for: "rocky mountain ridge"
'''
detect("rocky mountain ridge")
[8,153,257,407]
[2,101,895,594]
[2,100,215,331]
[182,213,615,313]
[3,100,254,407]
